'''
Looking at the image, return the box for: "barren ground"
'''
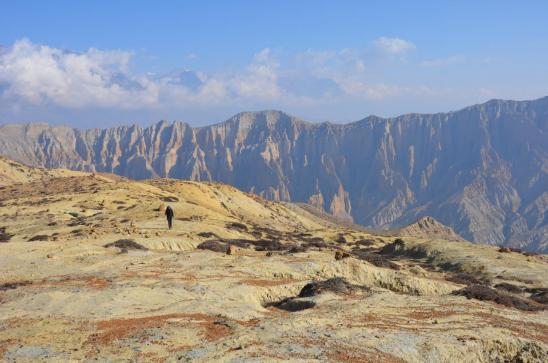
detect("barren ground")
[0,158,546,362]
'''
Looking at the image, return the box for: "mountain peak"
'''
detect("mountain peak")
[0,97,545,252]
[216,110,310,130]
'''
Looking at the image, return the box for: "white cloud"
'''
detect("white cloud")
[292,47,411,100]
[229,48,282,100]
[0,39,439,120]
[0,41,291,110]
[0,39,160,108]
[420,55,464,67]
[373,37,416,54]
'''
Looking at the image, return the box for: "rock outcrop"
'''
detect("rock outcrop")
[0,97,547,252]
[398,216,465,241]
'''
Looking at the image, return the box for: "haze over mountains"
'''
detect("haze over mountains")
[0,97,547,252]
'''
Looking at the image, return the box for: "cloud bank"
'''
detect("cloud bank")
[0,38,420,110]
[0,37,525,126]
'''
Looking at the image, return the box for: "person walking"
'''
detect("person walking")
[165,205,174,229]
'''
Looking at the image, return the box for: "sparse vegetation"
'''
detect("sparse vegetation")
[526,288,548,304]
[285,245,308,254]
[352,248,401,270]
[498,246,539,257]
[197,238,286,252]
[104,239,147,252]
[0,226,13,242]
[197,240,227,253]
[452,284,544,311]
[161,196,179,202]
[226,222,248,232]
[298,278,370,297]
[354,239,375,247]
[197,232,218,238]
[335,234,347,244]
[334,251,351,260]
[301,237,333,250]
[28,234,50,242]
[494,282,523,293]
[67,216,87,226]
[0,281,31,291]
[265,278,370,312]
[269,298,316,312]
[250,239,284,251]
[380,238,428,258]
[447,272,491,286]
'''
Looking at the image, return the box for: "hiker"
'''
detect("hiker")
[165,205,174,229]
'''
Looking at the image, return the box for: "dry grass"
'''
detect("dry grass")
[104,239,148,251]
[0,227,13,242]
[298,277,370,298]
[452,284,545,311]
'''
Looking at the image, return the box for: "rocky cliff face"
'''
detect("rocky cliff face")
[0,97,547,252]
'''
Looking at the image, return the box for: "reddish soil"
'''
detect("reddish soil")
[404,308,460,320]
[34,276,110,290]
[473,311,548,344]
[87,313,236,345]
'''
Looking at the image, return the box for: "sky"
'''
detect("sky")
[1,0,548,128]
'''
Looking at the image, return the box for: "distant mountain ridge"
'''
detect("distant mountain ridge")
[0,97,547,252]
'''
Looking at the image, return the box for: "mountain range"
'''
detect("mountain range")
[0,97,546,252]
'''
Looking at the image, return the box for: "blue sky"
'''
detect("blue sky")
[1,0,547,127]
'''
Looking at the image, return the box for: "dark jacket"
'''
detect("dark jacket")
[165,206,174,219]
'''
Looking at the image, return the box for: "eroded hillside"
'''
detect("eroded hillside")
[0,160,547,362]
[0,97,546,252]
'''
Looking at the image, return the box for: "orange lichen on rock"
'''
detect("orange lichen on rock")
[29,275,111,290]
[0,339,15,360]
[472,311,548,344]
[87,313,236,345]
